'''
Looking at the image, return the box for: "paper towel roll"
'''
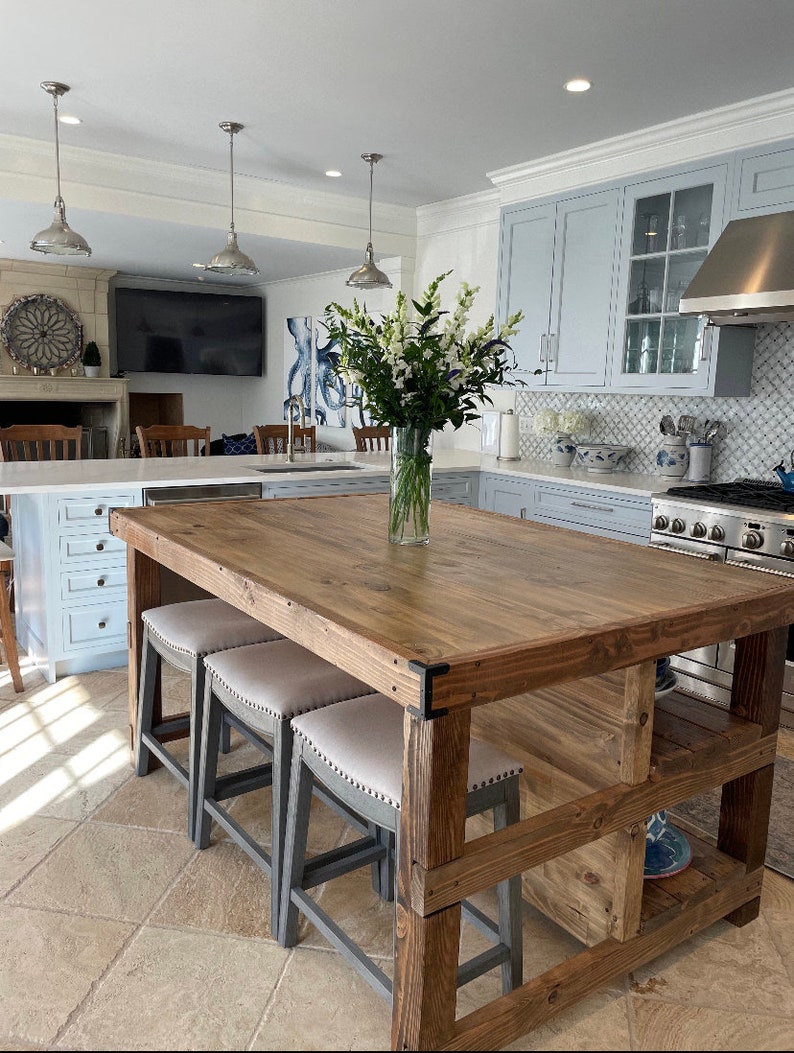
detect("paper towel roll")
[498,410,520,460]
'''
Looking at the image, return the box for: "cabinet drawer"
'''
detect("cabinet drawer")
[533,483,651,539]
[60,565,128,602]
[61,603,127,653]
[56,492,138,531]
[59,532,127,564]
[433,472,477,506]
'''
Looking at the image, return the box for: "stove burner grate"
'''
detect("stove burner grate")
[666,480,794,514]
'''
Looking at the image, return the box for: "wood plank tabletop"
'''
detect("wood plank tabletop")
[110,494,794,710]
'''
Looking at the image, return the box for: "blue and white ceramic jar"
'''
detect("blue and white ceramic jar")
[551,432,576,467]
[656,437,690,478]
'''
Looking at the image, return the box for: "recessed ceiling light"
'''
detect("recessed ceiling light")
[325,169,342,178]
[564,77,592,93]
[58,114,82,125]
[192,263,205,269]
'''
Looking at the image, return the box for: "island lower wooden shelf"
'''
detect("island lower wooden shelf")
[468,670,772,949]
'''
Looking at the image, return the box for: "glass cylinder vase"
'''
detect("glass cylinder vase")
[389,425,434,545]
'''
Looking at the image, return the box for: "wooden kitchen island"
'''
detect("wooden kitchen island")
[110,494,794,1051]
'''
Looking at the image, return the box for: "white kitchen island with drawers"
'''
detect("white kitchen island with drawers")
[0,449,661,683]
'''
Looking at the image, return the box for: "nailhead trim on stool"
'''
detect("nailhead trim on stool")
[195,639,376,937]
[279,693,524,1002]
[135,598,282,840]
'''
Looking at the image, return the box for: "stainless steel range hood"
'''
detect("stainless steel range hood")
[678,210,794,325]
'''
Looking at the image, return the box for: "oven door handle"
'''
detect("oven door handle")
[649,541,724,561]
[725,556,794,579]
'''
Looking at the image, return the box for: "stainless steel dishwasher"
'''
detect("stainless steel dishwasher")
[142,481,263,601]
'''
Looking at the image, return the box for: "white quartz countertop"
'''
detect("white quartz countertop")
[0,448,667,497]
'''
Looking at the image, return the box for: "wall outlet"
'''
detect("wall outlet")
[518,415,532,435]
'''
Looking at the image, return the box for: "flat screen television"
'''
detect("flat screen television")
[114,287,263,376]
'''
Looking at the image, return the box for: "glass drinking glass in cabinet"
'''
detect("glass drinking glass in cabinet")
[624,319,660,374]
[696,212,710,246]
[670,214,688,250]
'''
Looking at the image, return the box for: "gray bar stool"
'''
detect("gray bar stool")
[135,598,282,840]
[195,639,376,937]
[278,693,524,1002]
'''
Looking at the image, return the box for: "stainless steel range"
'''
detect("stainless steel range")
[650,478,794,729]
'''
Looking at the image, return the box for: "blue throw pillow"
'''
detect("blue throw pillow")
[223,432,257,455]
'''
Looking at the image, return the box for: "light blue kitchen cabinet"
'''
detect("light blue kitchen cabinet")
[497,188,620,389]
[479,473,534,519]
[731,140,794,216]
[608,164,754,395]
[531,481,651,545]
[262,470,477,506]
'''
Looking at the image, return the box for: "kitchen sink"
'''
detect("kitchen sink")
[248,462,365,474]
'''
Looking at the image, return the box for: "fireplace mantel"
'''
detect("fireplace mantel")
[0,376,128,456]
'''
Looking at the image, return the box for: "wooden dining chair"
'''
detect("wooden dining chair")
[0,540,23,692]
[252,424,316,455]
[136,424,211,457]
[0,424,84,463]
[0,425,84,611]
[352,425,390,452]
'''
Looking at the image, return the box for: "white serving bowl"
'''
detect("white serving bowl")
[574,442,630,473]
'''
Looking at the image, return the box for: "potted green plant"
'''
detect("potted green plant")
[82,341,102,378]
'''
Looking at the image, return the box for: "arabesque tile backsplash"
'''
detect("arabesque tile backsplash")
[515,322,794,483]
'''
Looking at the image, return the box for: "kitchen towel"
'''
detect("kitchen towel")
[498,410,520,460]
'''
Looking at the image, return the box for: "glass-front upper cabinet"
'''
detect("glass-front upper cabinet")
[610,164,753,395]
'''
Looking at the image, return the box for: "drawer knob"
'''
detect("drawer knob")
[97,578,105,587]
[94,507,103,516]
[98,620,106,629]
[96,542,105,551]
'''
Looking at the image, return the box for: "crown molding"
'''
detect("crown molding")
[489,87,794,205]
[416,189,499,238]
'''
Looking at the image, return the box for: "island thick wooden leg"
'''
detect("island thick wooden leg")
[392,705,471,1051]
[720,625,786,926]
[126,545,161,766]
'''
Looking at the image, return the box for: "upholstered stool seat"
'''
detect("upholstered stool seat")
[135,598,282,839]
[279,693,524,1002]
[195,639,376,936]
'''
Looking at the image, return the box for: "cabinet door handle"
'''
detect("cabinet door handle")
[571,501,612,512]
[96,542,105,551]
[98,621,106,630]
[538,334,547,364]
[696,319,714,362]
[519,507,527,519]
[94,507,103,516]
[96,578,106,587]
[547,333,557,365]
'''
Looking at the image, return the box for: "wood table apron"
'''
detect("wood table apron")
[109,494,794,1052]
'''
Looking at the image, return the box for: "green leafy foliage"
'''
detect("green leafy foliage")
[323,271,526,431]
[82,340,101,366]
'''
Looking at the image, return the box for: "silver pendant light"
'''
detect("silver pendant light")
[203,121,258,276]
[346,152,392,289]
[30,82,91,256]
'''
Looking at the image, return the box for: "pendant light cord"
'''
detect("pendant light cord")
[52,91,63,206]
[228,128,236,234]
[368,157,374,244]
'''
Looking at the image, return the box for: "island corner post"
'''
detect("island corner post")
[109,496,794,1052]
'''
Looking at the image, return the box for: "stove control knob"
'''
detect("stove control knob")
[707,525,725,542]
[690,522,707,538]
[653,514,669,531]
[742,530,763,550]
[781,539,794,557]
[670,518,686,534]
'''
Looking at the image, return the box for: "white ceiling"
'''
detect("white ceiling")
[1,0,794,285]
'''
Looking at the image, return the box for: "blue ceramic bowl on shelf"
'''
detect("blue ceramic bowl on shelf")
[574,443,630,473]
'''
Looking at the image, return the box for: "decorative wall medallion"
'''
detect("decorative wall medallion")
[0,293,83,372]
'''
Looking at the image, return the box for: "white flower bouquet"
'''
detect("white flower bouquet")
[533,408,589,438]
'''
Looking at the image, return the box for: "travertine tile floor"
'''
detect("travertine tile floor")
[1,652,793,1051]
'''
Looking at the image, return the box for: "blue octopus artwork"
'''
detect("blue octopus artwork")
[284,317,313,421]
[313,326,346,427]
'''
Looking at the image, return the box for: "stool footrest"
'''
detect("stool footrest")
[222,712,274,754]
[203,798,273,876]
[461,899,500,941]
[151,715,191,739]
[457,944,511,989]
[301,836,387,891]
[140,732,189,787]
[214,764,274,801]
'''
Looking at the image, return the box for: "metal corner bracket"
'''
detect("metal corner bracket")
[406,660,451,720]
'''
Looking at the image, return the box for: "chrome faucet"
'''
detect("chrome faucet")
[285,394,306,462]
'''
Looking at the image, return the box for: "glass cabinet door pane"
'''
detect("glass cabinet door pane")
[660,317,700,374]
[670,185,714,249]
[628,258,665,314]
[666,250,708,311]
[624,319,660,374]
[632,194,671,255]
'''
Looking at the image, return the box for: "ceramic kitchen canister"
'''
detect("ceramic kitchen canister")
[656,436,690,478]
